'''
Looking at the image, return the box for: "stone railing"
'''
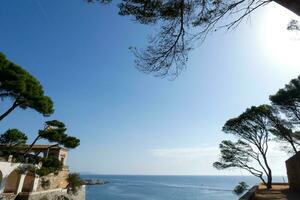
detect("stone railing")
[17,186,85,200]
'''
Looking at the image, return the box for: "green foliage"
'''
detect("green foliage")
[269,76,300,152]
[41,156,63,170]
[62,136,80,149]
[17,165,36,174]
[0,129,27,146]
[217,105,274,189]
[45,120,66,128]
[38,120,80,149]
[67,173,84,194]
[270,76,300,125]
[0,129,28,154]
[41,179,50,189]
[287,20,300,31]
[15,153,40,164]
[34,168,52,177]
[0,52,54,120]
[223,104,298,154]
[213,140,255,170]
[215,75,300,191]
[222,105,278,144]
[33,157,63,176]
[85,0,298,77]
[233,182,249,195]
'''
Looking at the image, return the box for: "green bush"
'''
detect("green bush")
[233,182,249,195]
[31,157,63,177]
[67,173,84,195]
[41,179,50,189]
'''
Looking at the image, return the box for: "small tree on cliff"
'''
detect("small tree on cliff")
[24,120,80,156]
[215,105,274,189]
[0,53,54,121]
[21,120,80,176]
[67,173,84,195]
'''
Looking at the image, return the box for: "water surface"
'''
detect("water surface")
[83,175,285,200]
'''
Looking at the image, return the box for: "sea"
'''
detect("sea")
[82,175,286,200]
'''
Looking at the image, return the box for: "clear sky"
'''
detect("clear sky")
[0,0,300,176]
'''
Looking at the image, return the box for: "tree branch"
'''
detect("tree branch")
[0,100,20,121]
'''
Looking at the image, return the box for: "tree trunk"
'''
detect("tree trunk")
[261,154,273,189]
[0,101,19,121]
[46,144,59,157]
[267,174,272,189]
[290,141,298,154]
[259,176,267,186]
[274,0,300,16]
[23,135,41,155]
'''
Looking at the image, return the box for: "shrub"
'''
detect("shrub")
[67,173,84,195]
[41,179,50,189]
[233,182,249,195]
[31,157,63,177]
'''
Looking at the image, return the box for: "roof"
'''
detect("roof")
[30,145,68,151]
[0,144,68,151]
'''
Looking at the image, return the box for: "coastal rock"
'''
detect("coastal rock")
[83,179,110,185]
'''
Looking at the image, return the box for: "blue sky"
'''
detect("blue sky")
[0,0,300,175]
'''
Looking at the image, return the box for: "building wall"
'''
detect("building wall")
[4,171,20,193]
[22,174,35,192]
[286,152,300,191]
[0,161,24,193]
[58,149,68,166]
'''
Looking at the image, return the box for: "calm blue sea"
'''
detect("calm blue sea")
[83,175,286,200]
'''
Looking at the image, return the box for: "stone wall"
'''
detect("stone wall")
[37,169,69,192]
[0,161,32,193]
[0,193,17,200]
[15,186,85,200]
[286,152,300,191]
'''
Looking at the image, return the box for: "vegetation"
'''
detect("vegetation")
[33,157,63,176]
[0,120,80,177]
[87,0,300,77]
[214,140,268,186]
[41,179,51,190]
[218,105,275,188]
[0,129,28,154]
[233,182,249,195]
[0,53,54,121]
[24,120,80,156]
[21,120,80,176]
[0,53,80,180]
[1,1,300,195]
[67,173,84,195]
[0,129,27,147]
[288,20,300,31]
[214,76,300,190]
[270,76,300,125]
